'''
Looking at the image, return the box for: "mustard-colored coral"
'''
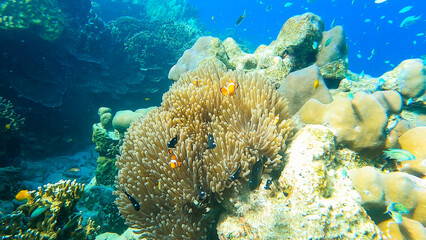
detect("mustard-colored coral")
[0,180,97,239]
[115,62,293,239]
[0,0,65,41]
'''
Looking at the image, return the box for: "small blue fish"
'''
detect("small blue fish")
[383,148,416,161]
[324,37,333,47]
[264,179,273,190]
[406,97,414,105]
[30,206,48,219]
[373,78,386,91]
[348,92,354,100]
[359,70,365,79]
[389,211,403,224]
[386,202,410,214]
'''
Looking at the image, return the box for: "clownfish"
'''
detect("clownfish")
[193,77,199,86]
[15,190,30,201]
[220,78,238,96]
[274,115,279,124]
[168,149,182,169]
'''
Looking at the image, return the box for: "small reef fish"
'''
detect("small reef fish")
[284,2,293,7]
[220,78,238,96]
[265,4,272,12]
[15,190,30,201]
[372,78,385,92]
[399,6,413,14]
[249,155,267,190]
[274,115,279,125]
[231,166,241,180]
[67,167,80,173]
[193,77,199,86]
[144,97,150,101]
[168,149,182,168]
[348,92,354,100]
[264,179,273,190]
[313,79,320,89]
[122,189,140,211]
[158,180,162,191]
[374,0,387,4]
[234,10,246,26]
[385,115,401,133]
[359,70,365,79]
[312,41,318,50]
[389,211,403,224]
[167,135,178,148]
[330,18,335,28]
[324,37,333,47]
[386,202,410,214]
[5,124,10,130]
[207,134,216,149]
[400,15,421,28]
[383,148,416,161]
[406,97,414,105]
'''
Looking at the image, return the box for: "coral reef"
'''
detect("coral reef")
[110,16,201,70]
[115,61,293,238]
[278,64,332,115]
[92,107,154,186]
[0,180,98,239]
[217,125,381,239]
[350,166,426,230]
[169,13,348,84]
[0,0,66,41]
[298,91,388,154]
[0,97,24,135]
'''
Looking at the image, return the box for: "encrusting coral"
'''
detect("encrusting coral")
[115,61,293,239]
[0,180,97,239]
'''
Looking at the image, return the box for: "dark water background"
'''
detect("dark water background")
[0,0,424,164]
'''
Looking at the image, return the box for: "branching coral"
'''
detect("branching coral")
[0,180,98,239]
[0,97,24,134]
[115,62,293,239]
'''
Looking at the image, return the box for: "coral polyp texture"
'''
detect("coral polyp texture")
[0,180,98,239]
[115,61,293,239]
[0,0,65,41]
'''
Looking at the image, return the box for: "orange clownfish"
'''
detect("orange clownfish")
[220,78,238,96]
[15,190,30,201]
[168,149,182,169]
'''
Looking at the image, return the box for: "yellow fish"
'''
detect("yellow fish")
[193,77,199,86]
[274,115,279,125]
[313,79,320,89]
[5,124,10,130]
[15,190,30,201]
[145,97,150,101]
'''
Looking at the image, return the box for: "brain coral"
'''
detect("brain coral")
[115,62,293,239]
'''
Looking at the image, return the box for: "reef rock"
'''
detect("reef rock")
[274,12,324,69]
[168,36,229,80]
[217,125,381,239]
[298,91,388,153]
[398,126,426,160]
[279,64,332,115]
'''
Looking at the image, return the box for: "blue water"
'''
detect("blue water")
[188,0,426,77]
